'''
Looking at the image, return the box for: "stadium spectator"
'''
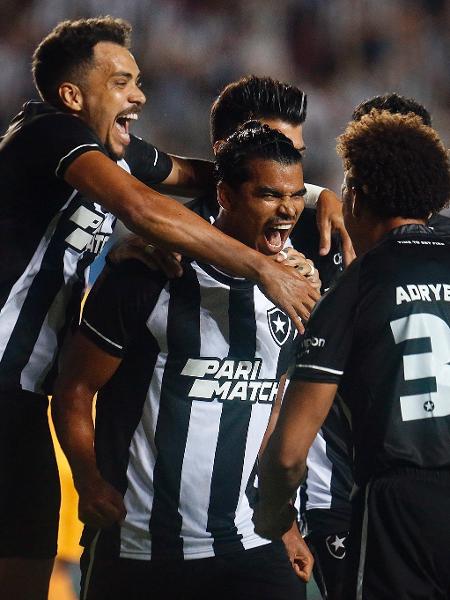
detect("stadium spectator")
[0,16,319,600]
[254,109,450,599]
[52,123,313,600]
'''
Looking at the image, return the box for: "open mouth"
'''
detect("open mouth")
[264,223,293,253]
[115,112,139,144]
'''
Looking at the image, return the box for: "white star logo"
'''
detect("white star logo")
[273,315,286,333]
[331,535,346,552]
[424,400,435,412]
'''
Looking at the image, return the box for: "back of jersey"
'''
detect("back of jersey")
[342,225,450,483]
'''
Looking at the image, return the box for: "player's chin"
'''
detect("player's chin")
[107,138,128,161]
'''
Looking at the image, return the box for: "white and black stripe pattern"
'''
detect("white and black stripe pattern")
[0,193,115,394]
[84,260,295,560]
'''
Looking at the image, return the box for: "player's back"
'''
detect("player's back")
[340,224,450,484]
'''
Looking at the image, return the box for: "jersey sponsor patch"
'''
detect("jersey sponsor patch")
[181,357,279,404]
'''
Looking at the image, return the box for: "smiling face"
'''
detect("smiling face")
[76,41,145,159]
[217,158,306,255]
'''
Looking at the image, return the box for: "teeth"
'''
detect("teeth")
[272,224,291,230]
[117,113,139,122]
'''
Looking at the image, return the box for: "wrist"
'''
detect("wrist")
[304,183,325,208]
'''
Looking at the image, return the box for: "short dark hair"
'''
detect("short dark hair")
[352,93,432,126]
[337,110,450,219]
[210,76,307,143]
[215,120,302,189]
[32,16,132,108]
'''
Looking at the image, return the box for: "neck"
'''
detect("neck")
[355,216,427,256]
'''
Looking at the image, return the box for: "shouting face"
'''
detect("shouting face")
[77,41,146,159]
[218,158,306,255]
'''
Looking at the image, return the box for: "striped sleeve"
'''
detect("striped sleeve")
[292,258,362,383]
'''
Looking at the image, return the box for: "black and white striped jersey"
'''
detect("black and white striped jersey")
[292,224,450,486]
[299,395,353,536]
[80,259,296,560]
[0,101,171,395]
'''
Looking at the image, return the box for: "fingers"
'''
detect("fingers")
[151,248,184,278]
[291,557,313,582]
[318,218,332,257]
[257,259,320,334]
[78,483,127,529]
[107,235,184,278]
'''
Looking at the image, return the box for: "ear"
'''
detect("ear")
[350,186,362,218]
[58,82,84,113]
[217,181,234,211]
[212,140,225,156]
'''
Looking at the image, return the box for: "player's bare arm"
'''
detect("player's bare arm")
[282,522,314,582]
[257,376,315,583]
[157,154,215,197]
[52,332,126,529]
[65,152,320,331]
[254,380,337,539]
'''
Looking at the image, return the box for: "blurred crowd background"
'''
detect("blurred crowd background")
[1,0,449,194]
[2,3,448,598]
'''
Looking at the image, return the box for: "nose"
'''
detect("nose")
[278,196,299,218]
[130,84,146,106]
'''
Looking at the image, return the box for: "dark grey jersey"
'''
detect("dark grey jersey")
[293,224,450,485]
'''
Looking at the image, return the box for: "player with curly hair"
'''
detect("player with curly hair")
[255,109,450,600]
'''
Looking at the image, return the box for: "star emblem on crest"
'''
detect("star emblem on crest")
[326,534,347,559]
[424,400,435,412]
[267,307,291,346]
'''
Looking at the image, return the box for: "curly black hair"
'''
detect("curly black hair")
[352,93,432,126]
[210,76,307,143]
[32,16,132,108]
[337,110,450,219]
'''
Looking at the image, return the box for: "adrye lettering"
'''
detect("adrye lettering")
[396,283,450,305]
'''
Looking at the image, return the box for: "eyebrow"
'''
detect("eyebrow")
[256,186,307,196]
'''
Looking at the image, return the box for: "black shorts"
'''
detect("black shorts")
[0,390,60,559]
[306,529,349,600]
[345,469,450,600]
[80,539,306,600]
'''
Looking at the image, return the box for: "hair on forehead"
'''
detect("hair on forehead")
[215,120,302,189]
[211,75,307,143]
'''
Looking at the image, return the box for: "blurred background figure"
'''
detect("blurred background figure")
[1,0,448,195]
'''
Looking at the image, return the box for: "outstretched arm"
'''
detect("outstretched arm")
[65,151,320,331]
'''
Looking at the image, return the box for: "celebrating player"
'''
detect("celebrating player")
[254,110,450,599]
[52,122,313,599]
